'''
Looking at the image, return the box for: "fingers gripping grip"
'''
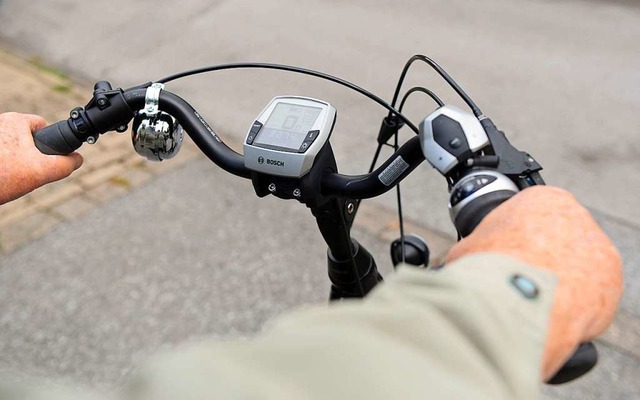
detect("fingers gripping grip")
[456,190,598,384]
[33,120,83,155]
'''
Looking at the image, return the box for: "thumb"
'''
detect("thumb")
[38,152,84,184]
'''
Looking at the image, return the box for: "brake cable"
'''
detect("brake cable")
[156,62,419,134]
[369,86,445,264]
[388,54,483,118]
[399,87,444,109]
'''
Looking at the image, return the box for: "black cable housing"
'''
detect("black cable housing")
[389,55,482,117]
[398,86,445,112]
[156,62,419,134]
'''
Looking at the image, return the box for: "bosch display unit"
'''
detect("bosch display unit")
[244,96,336,178]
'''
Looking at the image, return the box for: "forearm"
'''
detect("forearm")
[1,254,556,400]
[122,253,555,400]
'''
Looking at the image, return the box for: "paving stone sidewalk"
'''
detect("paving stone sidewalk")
[0,49,200,254]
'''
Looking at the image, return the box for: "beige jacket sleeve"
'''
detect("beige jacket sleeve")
[0,253,557,400]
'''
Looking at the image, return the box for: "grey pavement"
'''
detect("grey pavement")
[1,0,639,398]
[0,160,394,387]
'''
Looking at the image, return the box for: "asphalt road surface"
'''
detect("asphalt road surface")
[1,1,639,398]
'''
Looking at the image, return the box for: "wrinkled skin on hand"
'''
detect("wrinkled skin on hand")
[446,186,623,380]
[0,112,83,204]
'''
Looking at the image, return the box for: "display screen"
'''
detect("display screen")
[253,102,322,151]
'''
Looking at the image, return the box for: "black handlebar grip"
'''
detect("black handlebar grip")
[33,120,83,155]
[453,190,516,237]
[548,342,598,384]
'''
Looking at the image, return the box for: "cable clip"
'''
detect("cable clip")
[377,114,405,145]
[144,83,165,116]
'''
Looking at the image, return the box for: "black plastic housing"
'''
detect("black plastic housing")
[328,240,383,299]
[454,190,516,237]
[33,120,83,155]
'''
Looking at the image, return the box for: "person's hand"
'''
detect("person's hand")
[445,186,622,380]
[0,112,83,205]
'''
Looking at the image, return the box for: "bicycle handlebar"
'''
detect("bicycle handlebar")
[31,80,597,385]
[35,86,426,199]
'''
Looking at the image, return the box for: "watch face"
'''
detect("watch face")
[253,102,322,151]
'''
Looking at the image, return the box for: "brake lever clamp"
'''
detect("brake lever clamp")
[131,83,184,161]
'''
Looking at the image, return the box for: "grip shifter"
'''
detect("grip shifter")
[33,81,136,155]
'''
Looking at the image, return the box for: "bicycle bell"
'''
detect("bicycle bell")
[132,111,184,161]
[131,82,184,161]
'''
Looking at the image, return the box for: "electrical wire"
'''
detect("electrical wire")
[366,133,408,264]
[390,86,446,263]
[156,62,419,134]
[398,86,444,112]
[368,87,441,175]
[368,144,384,174]
[388,55,483,118]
